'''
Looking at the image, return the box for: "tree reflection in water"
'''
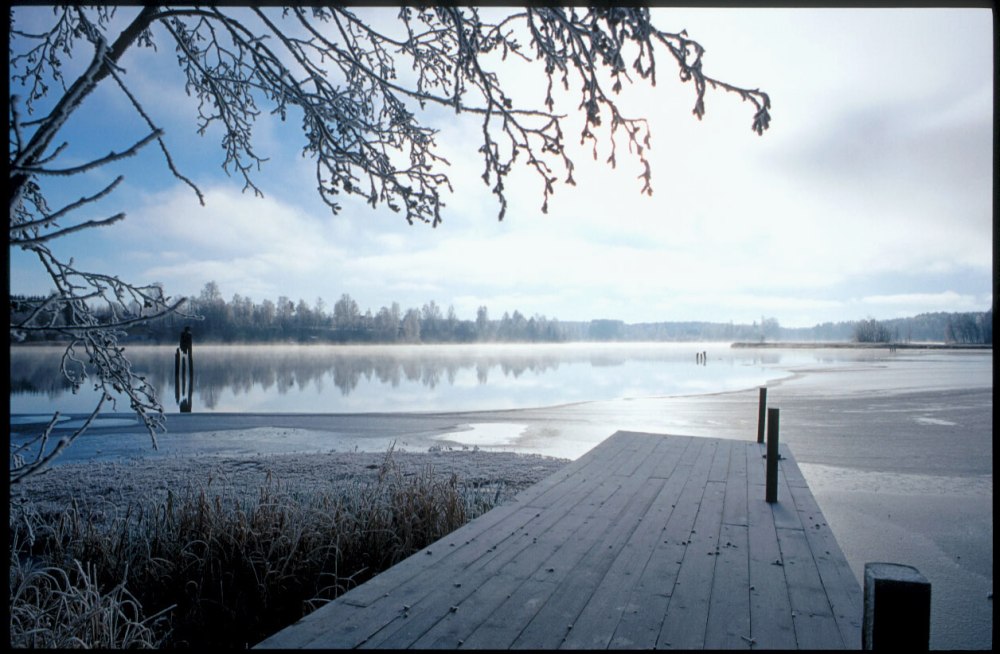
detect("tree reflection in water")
[10,343,791,413]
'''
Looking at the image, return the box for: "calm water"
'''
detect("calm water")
[9,342,992,650]
[10,342,859,416]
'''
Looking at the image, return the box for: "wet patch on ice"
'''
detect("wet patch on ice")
[914,416,957,426]
[799,462,991,496]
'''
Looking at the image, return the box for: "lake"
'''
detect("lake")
[11,341,842,416]
[8,341,993,649]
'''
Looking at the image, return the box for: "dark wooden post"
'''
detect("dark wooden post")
[756,387,767,444]
[765,407,779,503]
[863,562,931,650]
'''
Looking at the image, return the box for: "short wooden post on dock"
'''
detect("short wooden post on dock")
[756,387,767,444]
[863,562,931,650]
[765,407,779,503]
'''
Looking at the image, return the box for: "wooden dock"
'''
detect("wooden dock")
[256,431,862,649]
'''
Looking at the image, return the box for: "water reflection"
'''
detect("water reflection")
[10,342,819,414]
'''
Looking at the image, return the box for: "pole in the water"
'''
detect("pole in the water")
[176,327,195,412]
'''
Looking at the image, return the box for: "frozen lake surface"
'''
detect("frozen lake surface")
[9,343,993,649]
[10,341,902,415]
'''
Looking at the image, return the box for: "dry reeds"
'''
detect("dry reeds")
[8,445,504,648]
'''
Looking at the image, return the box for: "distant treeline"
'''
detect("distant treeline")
[10,282,993,346]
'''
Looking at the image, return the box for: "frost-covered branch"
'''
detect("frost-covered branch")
[8,6,770,482]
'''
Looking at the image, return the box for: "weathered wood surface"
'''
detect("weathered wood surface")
[255,431,862,650]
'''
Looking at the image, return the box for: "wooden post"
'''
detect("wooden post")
[765,407,779,503]
[863,562,931,650]
[756,387,767,444]
[187,349,194,397]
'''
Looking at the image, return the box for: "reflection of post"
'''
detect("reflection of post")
[174,348,181,404]
[187,347,194,406]
[176,327,195,412]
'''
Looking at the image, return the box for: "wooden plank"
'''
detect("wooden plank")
[779,442,809,487]
[673,433,708,470]
[462,443,667,649]
[747,441,768,487]
[414,436,682,650]
[610,437,714,648]
[721,440,749,527]
[361,457,633,648]
[559,438,694,649]
[611,430,666,479]
[402,440,664,648]
[747,493,797,649]
[518,433,637,509]
[655,477,726,649]
[704,522,752,649]
[418,439,656,647]
[786,479,863,647]
[770,442,846,650]
[409,572,539,649]
[775,526,846,649]
[707,435,732,482]
[511,467,671,648]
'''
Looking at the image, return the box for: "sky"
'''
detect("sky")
[9,7,995,329]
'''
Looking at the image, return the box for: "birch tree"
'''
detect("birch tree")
[9,6,770,481]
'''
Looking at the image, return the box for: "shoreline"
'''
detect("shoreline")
[731,341,991,349]
[10,448,572,520]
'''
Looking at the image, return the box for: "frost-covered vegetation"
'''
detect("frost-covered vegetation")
[9,447,547,648]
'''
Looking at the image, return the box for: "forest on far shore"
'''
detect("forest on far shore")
[10,281,993,347]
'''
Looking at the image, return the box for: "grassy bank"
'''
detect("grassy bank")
[8,446,524,648]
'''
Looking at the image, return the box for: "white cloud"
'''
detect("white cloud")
[110,185,354,300]
[861,291,984,310]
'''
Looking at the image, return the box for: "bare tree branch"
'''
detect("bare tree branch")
[8,6,770,482]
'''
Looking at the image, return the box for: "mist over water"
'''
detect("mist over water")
[11,342,835,415]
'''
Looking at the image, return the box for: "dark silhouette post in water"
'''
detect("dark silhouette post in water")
[175,327,194,412]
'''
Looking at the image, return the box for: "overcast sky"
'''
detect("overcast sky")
[9,7,994,328]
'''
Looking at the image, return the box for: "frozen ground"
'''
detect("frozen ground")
[10,349,993,649]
